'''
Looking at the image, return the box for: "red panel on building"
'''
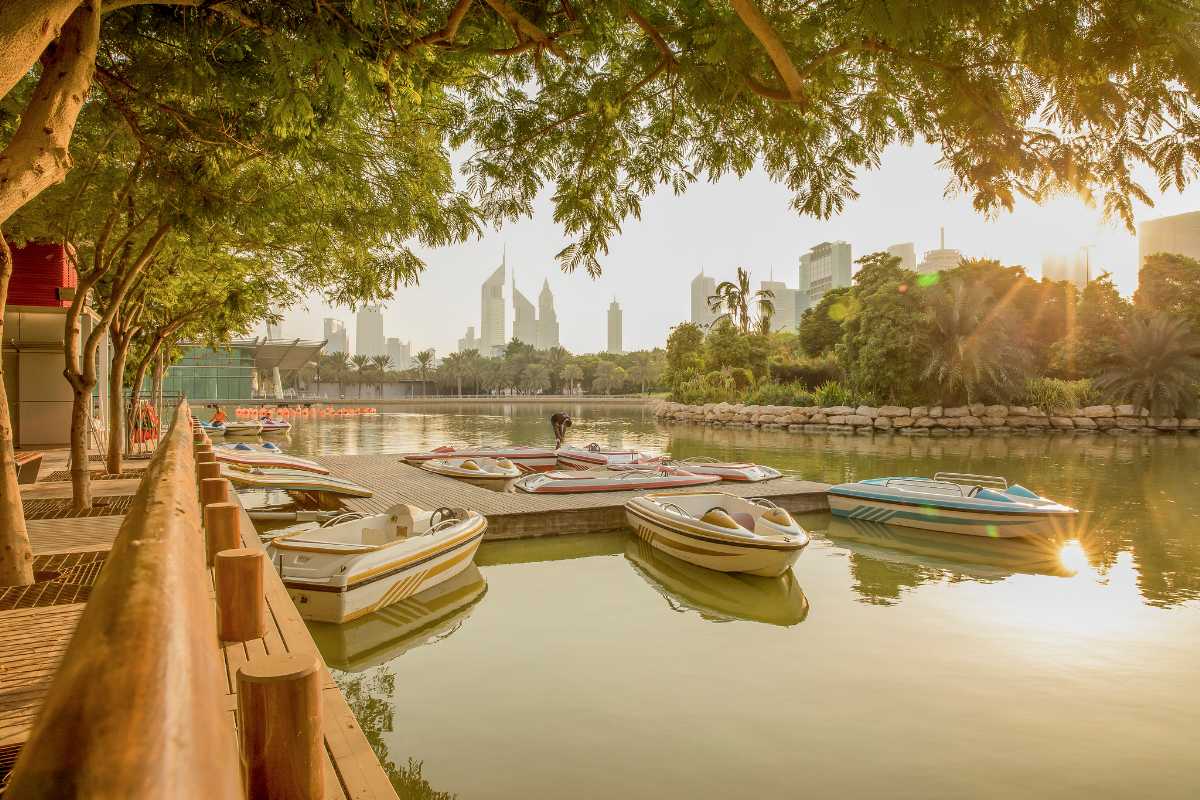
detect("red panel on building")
[6,241,77,308]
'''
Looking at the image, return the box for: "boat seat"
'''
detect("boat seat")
[362,526,398,546]
[701,508,755,531]
[729,512,757,531]
[387,504,426,538]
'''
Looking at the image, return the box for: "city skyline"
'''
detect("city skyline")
[264,138,1200,355]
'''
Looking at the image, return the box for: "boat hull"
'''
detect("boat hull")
[624,504,803,577]
[516,470,720,494]
[827,493,1070,539]
[402,448,557,468]
[279,524,486,624]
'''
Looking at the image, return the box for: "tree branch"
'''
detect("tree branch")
[622,2,677,67]
[481,0,570,60]
[729,0,805,103]
[412,0,474,47]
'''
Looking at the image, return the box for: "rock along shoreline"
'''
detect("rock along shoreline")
[654,401,1200,436]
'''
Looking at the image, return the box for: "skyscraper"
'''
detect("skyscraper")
[690,270,717,327]
[537,279,560,350]
[512,277,538,347]
[458,326,480,353]
[386,337,412,370]
[355,305,385,357]
[917,228,962,274]
[799,241,852,307]
[887,242,917,270]
[480,257,506,356]
[759,280,801,332]
[1041,252,1091,288]
[323,318,349,355]
[1139,210,1200,266]
[607,299,623,354]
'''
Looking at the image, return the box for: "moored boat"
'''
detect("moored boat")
[624,492,809,577]
[401,445,557,469]
[514,467,720,494]
[615,457,781,482]
[258,418,292,434]
[199,421,226,436]
[220,464,372,497]
[422,457,521,485]
[827,472,1078,539]
[214,446,329,474]
[220,441,282,453]
[267,504,487,623]
[555,444,656,469]
[221,420,263,437]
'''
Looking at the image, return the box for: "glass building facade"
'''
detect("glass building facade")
[156,344,257,400]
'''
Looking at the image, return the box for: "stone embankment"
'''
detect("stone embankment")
[654,402,1200,435]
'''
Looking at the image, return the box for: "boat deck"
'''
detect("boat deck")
[319,455,831,538]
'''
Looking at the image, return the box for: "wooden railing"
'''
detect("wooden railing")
[6,399,241,798]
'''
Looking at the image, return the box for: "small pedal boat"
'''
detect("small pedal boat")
[268,504,487,623]
[199,421,226,436]
[422,457,521,484]
[555,444,657,469]
[221,464,372,497]
[214,446,329,474]
[827,472,1078,539]
[625,492,810,577]
[401,445,557,468]
[615,457,780,482]
[514,467,720,494]
[258,418,292,433]
[220,420,263,437]
[220,442,282,453]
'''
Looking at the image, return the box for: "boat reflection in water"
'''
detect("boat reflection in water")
[624,537,809,626]
[822,516,1075,583]
[308,564,487,672]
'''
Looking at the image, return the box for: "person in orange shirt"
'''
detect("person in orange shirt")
[211,407,228,424]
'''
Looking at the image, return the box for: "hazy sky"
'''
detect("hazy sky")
[268,138,1200,355]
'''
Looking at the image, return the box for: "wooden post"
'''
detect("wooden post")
[237,652,324,800]
[204,502,240,566]
[200,477,230,507]
[197,461,222,482]
[215,548,265,641]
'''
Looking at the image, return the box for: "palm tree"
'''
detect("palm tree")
[324,351,350,396]
[369,354,392,397]
[522,363,551,394]
[460,349,483,394]
[543,347,570,393]
[1094,313,1200,416]
[440,352,466,396]
[921,280,1031,404]
[415,349,435,395]
[562,363,584,394]
[754,288,776,335]
[592,362,628,395]
[707,267,773,334]
[350,354,371,398]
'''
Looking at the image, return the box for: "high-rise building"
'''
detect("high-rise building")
[799,241,853,307]
[690,270,717,327]
[887,242,917,270]
[386,337,412,370]
[355,305,385,357]
[480,257,506,355]
[512,278,538,347]
[537,279,560,350]
[760,280,802,332]
[323,318,349,355]
[1041,252,1090,288]
[1139,210,1200,266]
[917,228,962,274]
[607,299,623,354]
[458,326,480,353]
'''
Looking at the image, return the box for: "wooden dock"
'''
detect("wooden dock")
[320,455,831,539]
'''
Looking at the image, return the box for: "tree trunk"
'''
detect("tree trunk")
[69,383,91,512]
[151,351,165,416]
[0,232,33,585]
[105,332,128,474]
[457,376,462,397]
[0,0,81,100]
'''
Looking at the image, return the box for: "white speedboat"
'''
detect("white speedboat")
[215,446,329,474]
[199,421,226,436]
[615,457,781,482]
[827,472,1078,539]
[220,464,372,497]
[221,420,263,437]
[514,467,720,494]
[401,445,557,469]
[268,504,487,623]
[421,457,521,486]
[555,444,656,469]
[258,418,292,434]
[624,492,809,577]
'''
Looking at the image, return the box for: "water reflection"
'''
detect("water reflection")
[310,565,487,672]
[625,537,809,626]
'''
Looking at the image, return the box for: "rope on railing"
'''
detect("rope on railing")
[5,398,241,798]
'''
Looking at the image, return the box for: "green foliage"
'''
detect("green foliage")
[1094,314,1200,416]
[1051,273,1131,378]
[743,382,814,407]
[1022,378,1097,413]
[813,381,856,408]
[665,322,705,387]
[769,353,842,388]
[798,287,854,356]
[1135,253,1200,332]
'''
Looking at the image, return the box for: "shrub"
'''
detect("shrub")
[1022,377,1095,412]
[743,382,814,406]
[671,376,733,405]
[729,367,755,390]
[769,353,842,388]
[813,380,856,408]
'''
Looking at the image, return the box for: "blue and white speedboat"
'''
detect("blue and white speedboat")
[828,472,1077,539]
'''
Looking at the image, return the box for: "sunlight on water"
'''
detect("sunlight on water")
[277,404,1200,799]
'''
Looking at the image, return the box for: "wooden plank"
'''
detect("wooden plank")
[26,516,124,555]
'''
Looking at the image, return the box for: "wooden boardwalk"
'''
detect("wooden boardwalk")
[0,605,83,749]
[320,455,831,539]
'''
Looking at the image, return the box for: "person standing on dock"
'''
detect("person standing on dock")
[551,412,572,448]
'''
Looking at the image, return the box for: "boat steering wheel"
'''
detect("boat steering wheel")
[429,506,461,532]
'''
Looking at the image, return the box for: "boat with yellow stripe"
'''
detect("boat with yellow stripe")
[624,492,810,577]
[267,504,487,623]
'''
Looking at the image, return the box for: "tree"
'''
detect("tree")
[920,280,1032,404]
[592,362,628,395]
[438,352,466,397]
[350,355,371,398]
[1051,273,1132,379]
[1135,253,1200,332]
[561,363,584,395]
[665,322,705,386]
[798,287,854,357]
[1094,314,1200,417]
[707,267,771,334]
[522,363,551,394]
[627,351,664,394]
[415,350,435,394]
[369,355,392,397]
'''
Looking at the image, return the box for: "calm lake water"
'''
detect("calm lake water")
[273,403,1199,799]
